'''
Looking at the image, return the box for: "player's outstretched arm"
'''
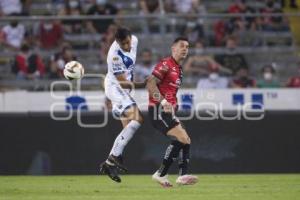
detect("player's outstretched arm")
[116,73,147,89]
[133,77,148,88]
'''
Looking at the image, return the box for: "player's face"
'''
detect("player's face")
[172,40,189,60]
[117,36,132,52]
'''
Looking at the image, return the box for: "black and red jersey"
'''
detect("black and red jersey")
[149,56,183,107]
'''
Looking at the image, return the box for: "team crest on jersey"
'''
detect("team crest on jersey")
[113,56,119,61]
[159,65,169,73]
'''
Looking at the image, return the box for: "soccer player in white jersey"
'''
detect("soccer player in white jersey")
[100,27,146,183]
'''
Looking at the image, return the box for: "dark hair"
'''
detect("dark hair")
[172,36,189,44]
[115,27,131,41]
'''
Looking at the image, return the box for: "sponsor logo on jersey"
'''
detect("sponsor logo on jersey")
[170,71,178,76]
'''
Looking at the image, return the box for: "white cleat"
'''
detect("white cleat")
[176,175,198,185]
[152,171,173,188]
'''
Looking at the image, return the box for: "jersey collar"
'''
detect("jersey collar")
[170,56,179,65]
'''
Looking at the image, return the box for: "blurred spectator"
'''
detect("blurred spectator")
[215,37,248,74]
[139,0,159,14]
[12,43,45,79]
[237,17,263,47]
[215,1,258,46]
[182,20,205,44]
[134,48,154,82]
[230,68,256,88]
[99,23,117,62]
[196,68,229,89]
[58,0,84,34]
[214,20,226,46]
[21,0,31,15]
[86,0,118,34]
[224,18,244,36]
[34,19,63,49]
[260,0,289,32]
[0,20,26,51]
[257,65,280,88]
[286,65,300,88]
[170,0,199,13]
[228,0,246,14]
[0,0,30,16]
[184,40,224,77]
[139,0,160,33]
[281,0,298,8]
[48,44,77,79]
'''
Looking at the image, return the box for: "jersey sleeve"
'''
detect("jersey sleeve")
[131,35,138,52]
[130,35,138,60]
[111,55,125,76]
[152,61,169,80]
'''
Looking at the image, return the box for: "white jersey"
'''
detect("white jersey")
[2,24,25,48]
[106,35,138,85]
[104,35,138,116]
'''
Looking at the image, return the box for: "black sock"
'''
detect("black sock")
[178,144,190,176]
[158,140,183,177]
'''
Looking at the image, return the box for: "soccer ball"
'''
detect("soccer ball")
[63,61,84,80]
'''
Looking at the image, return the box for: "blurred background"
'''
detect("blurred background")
[0,0,299,175]
[0,0,299,89]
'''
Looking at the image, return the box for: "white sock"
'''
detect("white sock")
[109,120,141,157]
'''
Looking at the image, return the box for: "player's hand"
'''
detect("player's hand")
[161,99,173,113]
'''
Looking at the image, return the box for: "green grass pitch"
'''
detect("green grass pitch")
[0,174,299,200]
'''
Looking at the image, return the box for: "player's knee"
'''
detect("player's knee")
[134,110,144,124]
[176,136,189,145]
[183,135,191,144]
[183,138,190,145]
[186,137,191,144]
[179,132,191,145]
[137,114,144,124]
[127,108,143,124]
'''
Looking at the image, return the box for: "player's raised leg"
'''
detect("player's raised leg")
[100,105,143,182]
[107,105,143,170]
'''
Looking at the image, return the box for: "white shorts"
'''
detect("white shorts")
[104,77,136,116]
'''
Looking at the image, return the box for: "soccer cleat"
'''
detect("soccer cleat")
[99,162,121,183]
[108,154,128,172]
[176,175,198,185]
[152,171,173,188]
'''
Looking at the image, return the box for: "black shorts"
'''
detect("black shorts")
[148,104,180,135]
